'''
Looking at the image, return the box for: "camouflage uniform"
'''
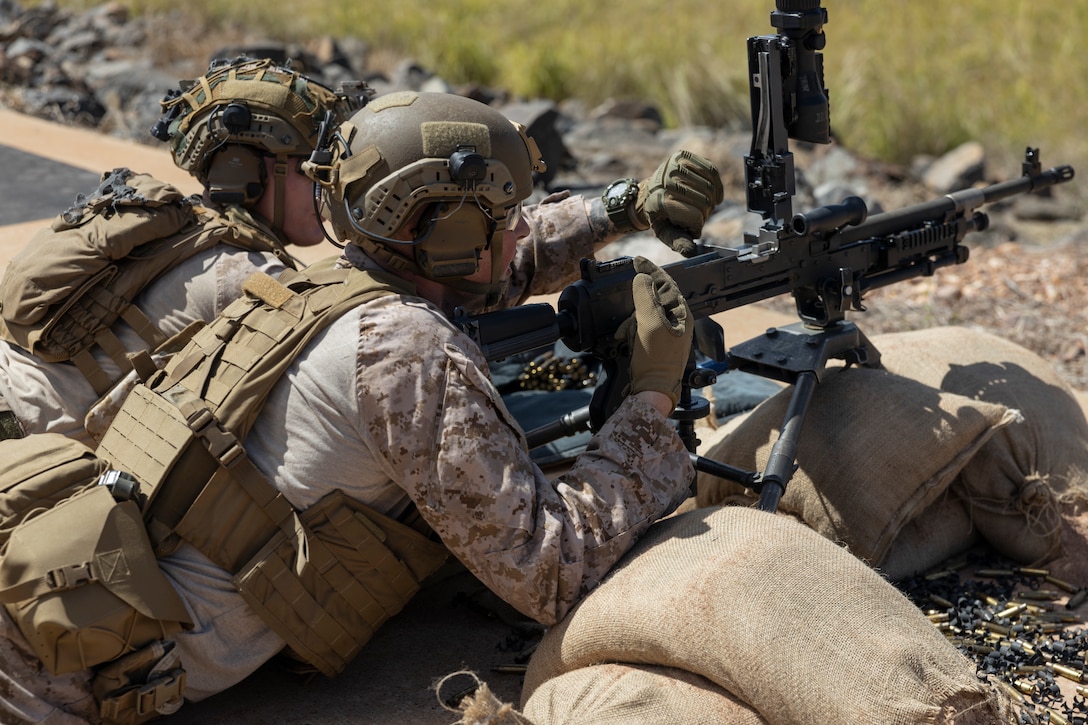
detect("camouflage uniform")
[152,188,693,701]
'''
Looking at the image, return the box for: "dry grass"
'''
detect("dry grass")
[38,0,1088,180]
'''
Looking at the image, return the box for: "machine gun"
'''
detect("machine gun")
[454,1,1076,512]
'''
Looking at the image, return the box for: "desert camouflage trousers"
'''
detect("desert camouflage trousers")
[0,606,99,724]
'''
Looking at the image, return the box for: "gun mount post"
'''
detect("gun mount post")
[745,1,830,232]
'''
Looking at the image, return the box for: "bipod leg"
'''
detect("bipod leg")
[757,370,817,512]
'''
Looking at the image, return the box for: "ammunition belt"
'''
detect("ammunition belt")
[515,352,596,392]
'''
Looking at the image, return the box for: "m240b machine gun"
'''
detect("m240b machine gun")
[455,1,1075,513]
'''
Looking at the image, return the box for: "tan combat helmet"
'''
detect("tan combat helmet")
[152,56,373,229]
[304,91,546,304]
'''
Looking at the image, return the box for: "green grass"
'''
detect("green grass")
[45,0,1088,181]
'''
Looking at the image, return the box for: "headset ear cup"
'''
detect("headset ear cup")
[414,208,489,279]
[206,146,266,205]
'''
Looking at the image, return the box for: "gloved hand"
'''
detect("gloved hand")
[614,256,693,407]
[636,150,725,258]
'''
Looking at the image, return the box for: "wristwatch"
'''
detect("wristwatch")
[602,178,648,234]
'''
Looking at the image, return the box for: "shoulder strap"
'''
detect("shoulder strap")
[153,259,412,440]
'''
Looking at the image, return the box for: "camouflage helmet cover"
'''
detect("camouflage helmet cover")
[155,56,372,185]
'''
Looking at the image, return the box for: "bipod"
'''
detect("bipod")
[727,319,882,512]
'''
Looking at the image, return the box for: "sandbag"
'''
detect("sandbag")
[878,491,982,581]
[523,507,1012,725]
[521,663,767,724]
[696,366,1016,564]
[875,326,1086,564]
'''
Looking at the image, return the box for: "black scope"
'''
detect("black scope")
[770,1,830,144]
[791,196,868,236]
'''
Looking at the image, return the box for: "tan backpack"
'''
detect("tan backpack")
[0,433,109,553]
[0,433,193,723]
[0,167,293,395]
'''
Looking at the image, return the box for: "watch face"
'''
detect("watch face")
[605,180,634,208]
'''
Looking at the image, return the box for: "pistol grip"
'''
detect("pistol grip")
[589,355,632,431]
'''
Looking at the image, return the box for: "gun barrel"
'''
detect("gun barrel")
[839,165,1075,245]
[980,164,1075,204]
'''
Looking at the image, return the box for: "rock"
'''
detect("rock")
[921,140,986,193]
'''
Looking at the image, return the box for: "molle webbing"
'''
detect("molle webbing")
[96,262,447,676]
[51,216,285,396]
[160,259,406,437]
[98,259,402,544]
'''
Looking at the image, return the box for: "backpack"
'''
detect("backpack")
[0,167,293,395]
[0,433,108,553]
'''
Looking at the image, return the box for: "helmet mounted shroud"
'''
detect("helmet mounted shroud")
[306,92,546,304]
[152,56,373,229]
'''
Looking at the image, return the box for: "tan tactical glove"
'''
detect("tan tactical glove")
[615,256,693,407]
[636,150,725,258]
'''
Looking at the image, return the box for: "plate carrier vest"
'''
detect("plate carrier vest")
[95,259,449,678]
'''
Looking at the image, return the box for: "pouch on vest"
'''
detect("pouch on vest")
[0,485,192,674]
[0,170,194,363]
[232,490,449,677]
[0,433,110,554]
[102,382,449,677]
[93,639,186,725]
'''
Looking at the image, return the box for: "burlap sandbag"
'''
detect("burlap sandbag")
[878,491,982,581]
[521,663,767,724]
[874,326,1086,564]
[696,366,1016,564]
[523,507,1011,724]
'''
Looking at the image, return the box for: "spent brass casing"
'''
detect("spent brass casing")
[1046,575,1079,593]
[1051,662,1084,683]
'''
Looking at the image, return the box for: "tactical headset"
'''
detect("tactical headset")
[153,56,373,226]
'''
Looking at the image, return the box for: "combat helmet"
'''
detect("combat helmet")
[152,56,373,227]
[304,91,546,304]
